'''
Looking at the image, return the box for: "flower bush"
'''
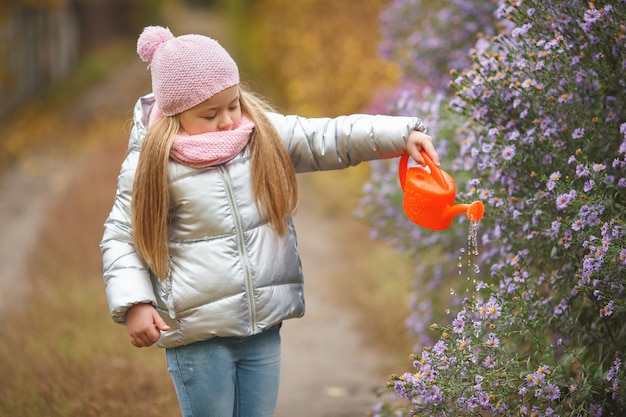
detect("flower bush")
[379,0,500,91]
[362,0,626,415]
[359,0,498,352]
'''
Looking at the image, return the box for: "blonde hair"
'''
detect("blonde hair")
[131,86,298,279]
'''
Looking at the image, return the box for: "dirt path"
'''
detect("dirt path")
[0,155,71,312]
[275,178,388,416]
[0,8,391,416]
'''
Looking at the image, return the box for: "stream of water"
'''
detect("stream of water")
[447,221,482,313]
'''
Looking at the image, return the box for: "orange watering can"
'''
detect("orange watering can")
[399,151,485,230]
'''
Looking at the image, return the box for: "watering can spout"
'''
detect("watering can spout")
[444,203,472,223]
[443,200,486,224]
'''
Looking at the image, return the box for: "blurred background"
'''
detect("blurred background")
[0,1,417,416]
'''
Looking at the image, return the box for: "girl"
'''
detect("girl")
[100,26,438,417]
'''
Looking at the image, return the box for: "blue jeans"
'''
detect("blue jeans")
[165,325,282,417]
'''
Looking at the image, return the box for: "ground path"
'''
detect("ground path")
[275,180,389,416]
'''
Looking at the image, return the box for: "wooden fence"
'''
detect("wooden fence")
[0,4,79,120]
[0,0,160,122]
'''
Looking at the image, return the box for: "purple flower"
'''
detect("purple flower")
[545,384,561,401]
[561,229,573,248]
[607,357,622,381]
[554,299,568,315]
[584,9,602,23]
[485,300,502,318]
[433,340,446,355]
[466,395,479,409]
[452,317,465,333]
[547,171,560,190]
[589,403,602,417]
[425,385,442,402]
[601,300,614,317]
[572,127,585,139]
[486,332,500,348]
[559,93,572,104]
[502,145,516,161]
[592,163,606,172]
[555,193,572,210]
[458,338,470,351]
[512,23,533,38]
[483,356,496,369]
[571,219,584,231]
[478,391,490,406]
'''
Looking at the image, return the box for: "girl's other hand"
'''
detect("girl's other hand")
[125,303,170,348]
[406,130,439,167]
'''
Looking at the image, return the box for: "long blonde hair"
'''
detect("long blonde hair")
[131,86,298,279]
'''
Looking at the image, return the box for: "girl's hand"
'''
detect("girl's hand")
[125,303,170,348]
[406,130,440,167]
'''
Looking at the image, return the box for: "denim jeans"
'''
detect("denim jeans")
[166,325,282,417]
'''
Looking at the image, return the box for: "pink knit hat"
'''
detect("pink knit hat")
[137,26,240,116]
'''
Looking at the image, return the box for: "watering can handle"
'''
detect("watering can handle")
[399,150,448,190]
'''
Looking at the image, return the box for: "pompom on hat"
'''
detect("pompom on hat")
[137,26,240,116]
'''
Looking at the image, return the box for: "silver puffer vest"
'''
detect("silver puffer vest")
[100,93,426,348]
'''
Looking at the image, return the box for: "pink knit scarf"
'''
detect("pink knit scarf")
[170,115,255,168]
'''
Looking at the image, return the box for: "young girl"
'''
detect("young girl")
[100,26,439,417]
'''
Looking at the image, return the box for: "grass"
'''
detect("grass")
[0,139,182,417]
[0,33,180,415]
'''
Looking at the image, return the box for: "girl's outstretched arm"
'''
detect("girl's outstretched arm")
[267,112,432,173]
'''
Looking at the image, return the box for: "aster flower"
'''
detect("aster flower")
[589,403,602,417]
[483,356,496,369]
[572,128,585,139]
[592,163,606,172]
[545,384,561,401]
[501,145,516,161]
[555,193,572,210]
